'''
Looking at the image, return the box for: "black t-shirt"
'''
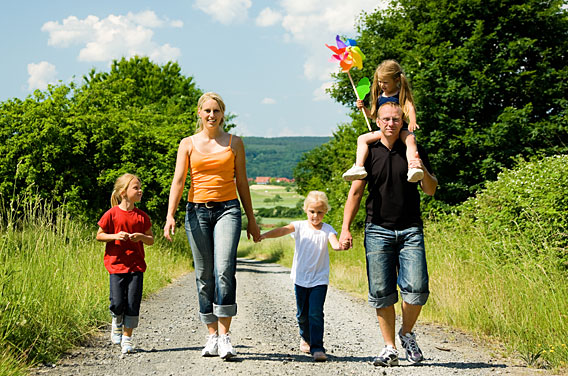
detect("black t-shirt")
[363,140,433,230]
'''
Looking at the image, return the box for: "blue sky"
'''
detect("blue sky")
[0,0,387,137]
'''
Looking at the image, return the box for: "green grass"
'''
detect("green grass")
[423,219,568,370]
[238,220,568,371]
[0,199,192,375]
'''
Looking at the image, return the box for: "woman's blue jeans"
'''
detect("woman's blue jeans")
[184,199,241,324]
[295,284,328,354]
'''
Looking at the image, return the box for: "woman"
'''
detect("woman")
[163,92,260,360]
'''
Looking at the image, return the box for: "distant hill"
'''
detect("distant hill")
[242,136,330,179]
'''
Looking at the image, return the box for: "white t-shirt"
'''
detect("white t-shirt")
[290,220,337,288]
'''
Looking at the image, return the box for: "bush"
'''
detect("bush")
[455,154,568,269]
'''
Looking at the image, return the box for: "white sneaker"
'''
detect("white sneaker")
[111,322,122,345]
[407,168,424,182]
[201,333,218,357]
[342,164,368,181]
[373,345,399,367]
[121,336,135,354]
[218,333,236,360]
[399,330,424,364]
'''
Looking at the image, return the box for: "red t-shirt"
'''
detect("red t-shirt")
[97,206,151,274]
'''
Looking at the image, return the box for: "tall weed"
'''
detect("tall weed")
[424,219,568,369]
[0,197,192,375]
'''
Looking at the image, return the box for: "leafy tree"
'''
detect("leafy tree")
[0,57,214,223]
[326,0,568,204]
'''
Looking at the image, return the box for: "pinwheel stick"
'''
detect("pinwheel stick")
[348,71,372,132]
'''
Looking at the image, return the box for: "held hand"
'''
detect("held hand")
[247,221,261,243]
[408,121,420,132]
[163,218,175,242]
[339,230,353,250]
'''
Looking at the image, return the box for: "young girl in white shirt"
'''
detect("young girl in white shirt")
[259,191,345,362]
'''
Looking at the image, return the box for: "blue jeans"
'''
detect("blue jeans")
[364,223,429,309]
[295,284,327,354]
[184,199,241,324]
[109,272,143,328]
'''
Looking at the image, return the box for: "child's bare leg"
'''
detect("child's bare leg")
[343,131,382,181]
[400,131,424,182]
[355,132,382,167]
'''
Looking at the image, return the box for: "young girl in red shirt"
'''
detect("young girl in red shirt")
[96,173,154,354]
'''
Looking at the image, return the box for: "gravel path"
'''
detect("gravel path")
[32,258,541,376]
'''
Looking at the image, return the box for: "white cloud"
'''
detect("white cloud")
[256,8,283,27]
[41,11,182,63]
[126,10,182,28]
[261,97,276,104]
[257,0,390,101]
[193,0,252,24]
[27,61,57,90]
[312,81,333,102]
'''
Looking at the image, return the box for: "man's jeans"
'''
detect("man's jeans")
[364,223,429,309]
[185,199,241,324]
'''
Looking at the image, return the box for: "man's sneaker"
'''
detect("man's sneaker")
[407,168,424,182]
[201,333,218,357]
[218,333,236,360]
[399,330,424,363]
[121,336,134,354]
[111,323,122,345]
[299,338,311,353]
[373,345,399,367]
[342,164,368,181]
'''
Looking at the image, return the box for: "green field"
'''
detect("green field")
[249,184,303,208]
[249,184,304,230]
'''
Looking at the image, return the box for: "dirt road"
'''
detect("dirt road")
[32,259,540,375]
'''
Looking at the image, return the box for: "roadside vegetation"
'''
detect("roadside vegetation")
[0,198,192,376]
[241,155,568,371]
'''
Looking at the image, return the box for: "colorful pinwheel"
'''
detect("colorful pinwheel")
[325,35,366,72]
[326,35,371,131]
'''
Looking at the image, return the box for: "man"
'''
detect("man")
[339,102,438,367]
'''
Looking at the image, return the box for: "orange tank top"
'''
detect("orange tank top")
[187,134,238,203]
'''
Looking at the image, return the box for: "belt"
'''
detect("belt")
[194,201,222,209]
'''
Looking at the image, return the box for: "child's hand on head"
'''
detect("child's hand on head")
[408,121,420,132]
